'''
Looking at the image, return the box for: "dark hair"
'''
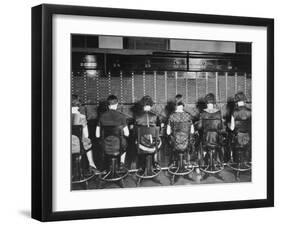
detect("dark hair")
[175,94,183,101]
[175,94,184,106]
[72,94,81,107]
[107,95,118,105]
[140,95,154,106]
[176,101,184,107]
[205,93,216,104]
[234,92,246,103]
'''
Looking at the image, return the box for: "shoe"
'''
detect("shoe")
[89,166,101,174]
[187,162,193,168]
[153,162,161,169]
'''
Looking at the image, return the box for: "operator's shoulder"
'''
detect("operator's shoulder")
[169,112,177,117]
[99,111,108,117]
[115,110,126,117]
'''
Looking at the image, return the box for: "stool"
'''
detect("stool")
[98,154,129,188]
[167,121,194,184]
[98,126,129,188]
[135,126,162,186]
[136,153,162,186]
[228,145,251,181]
[168,150,194,185]
[200,144,224,181]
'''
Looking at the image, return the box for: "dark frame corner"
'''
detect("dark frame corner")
[32,4,274,222]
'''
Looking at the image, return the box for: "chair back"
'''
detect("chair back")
[170,121,191,152]
[201,112,222,148]
[101,126,122,156]
[72,125,83,139]
[234,132,250,149]
[136,126,160,154]
[72,125,83,154]
[235,119,251,133]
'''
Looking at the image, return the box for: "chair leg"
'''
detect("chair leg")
[170,166,179,185]
[98,179,103,189]
[230,149,251,181]
[209,150,214,171]
[136,177,142,187]
[77,157,82,181]
[152,177,162,185]
[201,149,224,181]
[184,173,194,181]
[84,181,89,189]
[200,172,209,181]
[171,175,176,185]
[176,154,183,183]
[235,163,241,181]
[145,155,153,176]
[178,153,183,169]
[111,158,117,178]
[214,173,224,181]
[118,179,125,188]
[235,171,240,181]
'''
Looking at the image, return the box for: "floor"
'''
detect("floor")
[72,165,251,190]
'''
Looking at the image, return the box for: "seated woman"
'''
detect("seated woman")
[229,92,251,164]
[72,95,98,172]
[96,95,129,166]
[134,95,162,167]
[166,99,194,165]
[197,93,224,165]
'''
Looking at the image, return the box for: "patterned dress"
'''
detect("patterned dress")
[168,112,193,151]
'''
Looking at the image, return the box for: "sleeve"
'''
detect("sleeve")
[196,114,202,130]
[230,115,235,131]
[166,115,172,135]
[95,125,100,138]
[79,114,89,138]
[123,126,129,137]
[95,117,101,138]
[190,124,195,134]
[166,124,171,135]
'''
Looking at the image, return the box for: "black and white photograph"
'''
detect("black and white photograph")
[71,34,252,190]
[0,0,279,224]
[29,2,274,222]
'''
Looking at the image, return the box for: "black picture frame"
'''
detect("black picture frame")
[31,4,274,222]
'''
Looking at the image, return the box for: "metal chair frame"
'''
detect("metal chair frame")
[98,126,129,188]
[199,139,225,181]
[167,121,194,185]
[227,138,251,181]
[135,126,162,186]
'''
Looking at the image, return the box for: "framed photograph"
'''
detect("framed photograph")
[32,4,274,221]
